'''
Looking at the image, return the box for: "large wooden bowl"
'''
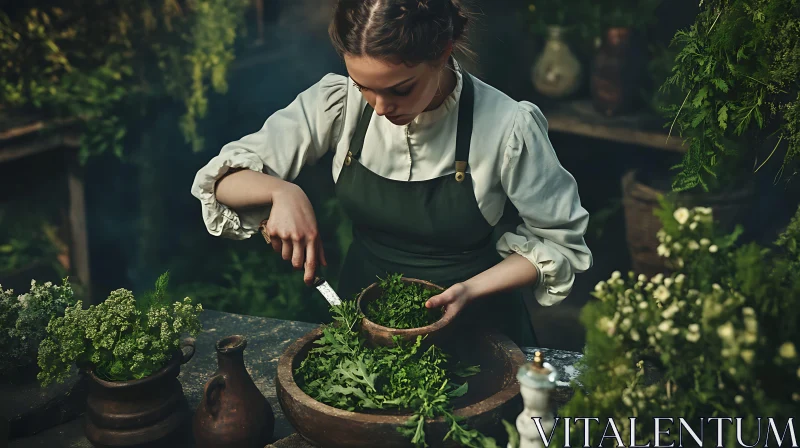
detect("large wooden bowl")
[276,327,525,448]
[356,277,454,348]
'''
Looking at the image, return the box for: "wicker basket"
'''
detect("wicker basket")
[621,169,755,278]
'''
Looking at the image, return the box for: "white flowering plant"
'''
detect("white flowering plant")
[0,279,77,380]
[36,272,203,386]
[547,199,800,446]
[652,199,744,291]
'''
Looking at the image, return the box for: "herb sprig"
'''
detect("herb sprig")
[295,299,502,447]
[365,274,443,329]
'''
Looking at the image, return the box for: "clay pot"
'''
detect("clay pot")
[590,27,647,116]
[193,335,275,448]
[356,277,455,348]
[83,338,196,448]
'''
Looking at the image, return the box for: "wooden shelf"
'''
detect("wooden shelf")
[0,114,77,141]
[540,99,688,153]
[0,112,91,302]
[0,113,81,164]
[0,132,81,164]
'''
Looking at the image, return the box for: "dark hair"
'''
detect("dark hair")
[329,0,472,65]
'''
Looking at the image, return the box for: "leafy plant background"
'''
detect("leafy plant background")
[1,0,796,355]
[0,0,250,160]
[656,0,800,192]
[0,0,353,324]
[547,199,799,446]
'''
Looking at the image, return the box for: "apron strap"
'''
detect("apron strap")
[454,69,474,183]
[345,104,373,166]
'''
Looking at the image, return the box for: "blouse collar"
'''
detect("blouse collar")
[410,57,464,127]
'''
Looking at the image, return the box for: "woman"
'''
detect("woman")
[191,0,592,347]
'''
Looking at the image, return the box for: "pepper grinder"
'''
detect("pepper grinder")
[511,351,559,448]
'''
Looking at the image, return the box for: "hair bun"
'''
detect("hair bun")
[398,0,436,21]
[448,0,468,40]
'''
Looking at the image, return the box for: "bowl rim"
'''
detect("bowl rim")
[356,277,455,334]
[276,326,524,425]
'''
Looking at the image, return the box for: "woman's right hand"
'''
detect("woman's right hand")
[261,182,327,285]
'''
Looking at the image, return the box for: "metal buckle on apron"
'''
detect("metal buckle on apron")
[455,161,467,182]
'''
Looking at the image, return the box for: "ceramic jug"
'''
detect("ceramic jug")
[532,25,582,99]
[193,335,275,448]
[591,27,647,116]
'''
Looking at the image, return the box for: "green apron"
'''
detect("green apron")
[333,70,538,348]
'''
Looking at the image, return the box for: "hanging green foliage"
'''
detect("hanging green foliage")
[659,0,800,192]
[0,0,251,162]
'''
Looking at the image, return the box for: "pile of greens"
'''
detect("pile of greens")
[365,274,443,329]
[295,299,505,448]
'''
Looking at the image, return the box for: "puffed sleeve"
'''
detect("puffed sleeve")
[190,73,349,239]
[496,102,593,306]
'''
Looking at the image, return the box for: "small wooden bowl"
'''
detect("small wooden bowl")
[356,277,455,348]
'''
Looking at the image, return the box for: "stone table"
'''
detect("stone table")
[7,310,583,447]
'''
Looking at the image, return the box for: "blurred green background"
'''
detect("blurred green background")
[6,0,795,350]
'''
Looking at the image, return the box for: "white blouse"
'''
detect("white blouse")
[191,60,593,307]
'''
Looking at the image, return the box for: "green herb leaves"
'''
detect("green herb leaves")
[365,274,442,329]
[294,295,497,447]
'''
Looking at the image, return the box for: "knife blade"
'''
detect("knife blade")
[312,277,342,306]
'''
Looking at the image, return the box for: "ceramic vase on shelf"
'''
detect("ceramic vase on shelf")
[590,27,647,116]
[531,25,582,99]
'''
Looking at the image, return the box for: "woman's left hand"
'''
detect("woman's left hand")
[425,283,473,317]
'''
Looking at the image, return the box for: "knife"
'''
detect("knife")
[312,277,342,306]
